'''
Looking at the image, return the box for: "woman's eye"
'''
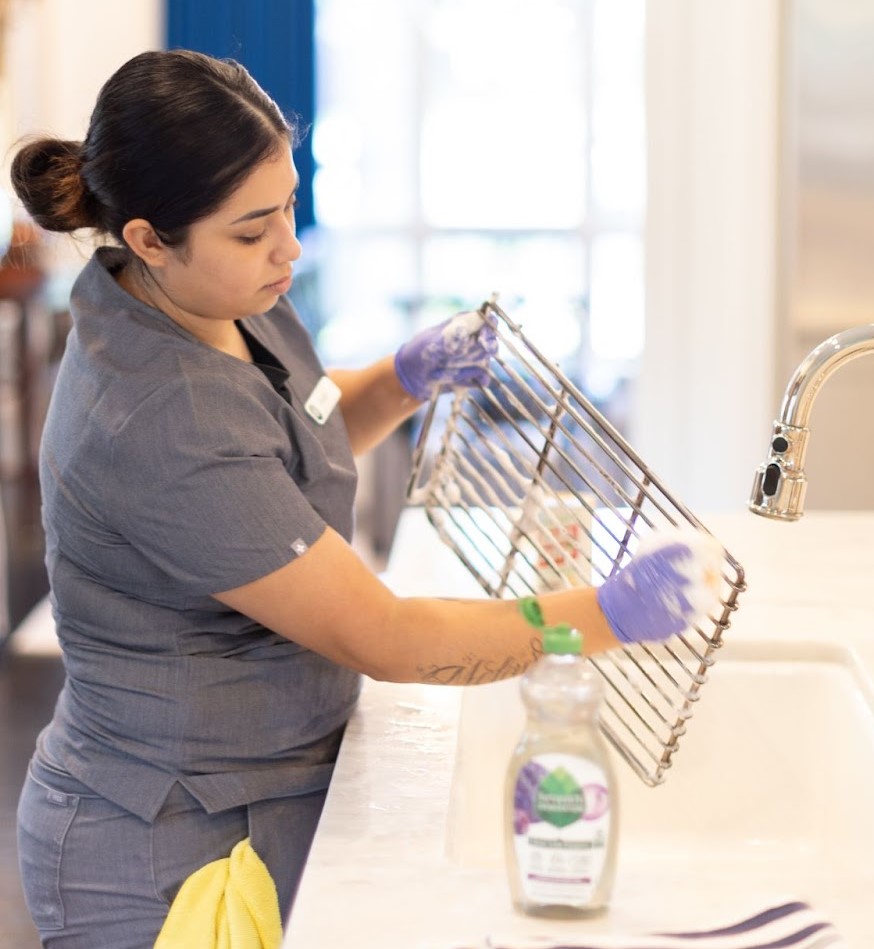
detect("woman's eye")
[238,231,266,245]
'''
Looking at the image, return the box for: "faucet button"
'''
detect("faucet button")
[762,463,781,496]
[771,435,789,453]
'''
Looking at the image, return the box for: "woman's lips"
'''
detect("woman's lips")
[264,274,292,294]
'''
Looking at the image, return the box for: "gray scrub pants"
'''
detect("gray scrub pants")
[16,758,328,948]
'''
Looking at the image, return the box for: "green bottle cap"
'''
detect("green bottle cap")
[542,624,583,655]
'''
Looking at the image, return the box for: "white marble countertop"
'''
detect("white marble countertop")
[283,508,874,948]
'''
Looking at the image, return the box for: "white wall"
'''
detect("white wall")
[631,1,781,514]
[3,0,162,174]
[1,0,162,274]
[779,0,874,511]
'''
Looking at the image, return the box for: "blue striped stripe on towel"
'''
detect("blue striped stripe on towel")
[454,901,848,949]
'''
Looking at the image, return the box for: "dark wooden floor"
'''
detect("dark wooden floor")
[1,474,57,949]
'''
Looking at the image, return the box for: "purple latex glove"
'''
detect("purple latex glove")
[596,531,722,645]
[395,310,498,402]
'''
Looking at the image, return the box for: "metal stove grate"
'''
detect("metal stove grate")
[406,297,746,786]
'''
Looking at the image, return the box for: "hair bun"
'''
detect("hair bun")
[11,137,99,233]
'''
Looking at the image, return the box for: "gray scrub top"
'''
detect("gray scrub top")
[36,247,361,821]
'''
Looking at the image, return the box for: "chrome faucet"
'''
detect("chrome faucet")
[749,324,874,520]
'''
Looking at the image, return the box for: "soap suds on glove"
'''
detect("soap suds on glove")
[441,310,486,342]
[636,527,723,628]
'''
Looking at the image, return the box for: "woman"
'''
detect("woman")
[11,50,717,948]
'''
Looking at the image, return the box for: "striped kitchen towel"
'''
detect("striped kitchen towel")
[446,901,848,949]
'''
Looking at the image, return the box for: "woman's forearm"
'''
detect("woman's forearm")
[215,528,620,686]
[329,357,421,456]
[388,587,617,685]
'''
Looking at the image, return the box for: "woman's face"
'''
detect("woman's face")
[155,145,302,330]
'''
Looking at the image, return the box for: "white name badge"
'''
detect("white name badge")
[304,375,341,425]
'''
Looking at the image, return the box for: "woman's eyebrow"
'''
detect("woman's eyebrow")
[228,182,300,225]
[229,205,278,225]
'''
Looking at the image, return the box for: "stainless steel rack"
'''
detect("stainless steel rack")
[407,297,746,786]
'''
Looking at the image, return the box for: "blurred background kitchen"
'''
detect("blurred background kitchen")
[0,0,872,943]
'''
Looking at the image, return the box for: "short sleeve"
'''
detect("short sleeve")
[107,372,327,595]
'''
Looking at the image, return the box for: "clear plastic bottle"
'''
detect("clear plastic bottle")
[504,620,618,918]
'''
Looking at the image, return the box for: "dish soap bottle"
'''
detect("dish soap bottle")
[505,597,618,918]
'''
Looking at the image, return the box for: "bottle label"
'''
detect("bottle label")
[512,753,611,906]
[530,493,593,592]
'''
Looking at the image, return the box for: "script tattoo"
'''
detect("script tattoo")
[418,637,543,685]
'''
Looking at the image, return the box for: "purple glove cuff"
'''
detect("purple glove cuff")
[394,348,427,401]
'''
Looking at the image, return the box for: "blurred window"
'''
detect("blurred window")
[311,0,645,422]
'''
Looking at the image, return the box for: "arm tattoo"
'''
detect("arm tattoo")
[417,637,543,686]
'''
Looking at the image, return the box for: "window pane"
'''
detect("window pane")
[315,0,417,226]
[312,0,647,373]
[314,234,417,364]
[591,0,646,219]
[421,0,588,228]
[423,234,586,362]
[421,109,586,229]
[590,234,644,361]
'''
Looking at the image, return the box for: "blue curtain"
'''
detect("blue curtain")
[166,0,317,231]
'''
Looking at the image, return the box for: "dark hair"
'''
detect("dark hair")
[10,49,295,247]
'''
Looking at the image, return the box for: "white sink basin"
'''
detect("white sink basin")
[447,639,874,939]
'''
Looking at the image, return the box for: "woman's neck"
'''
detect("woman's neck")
[115,258,253,363]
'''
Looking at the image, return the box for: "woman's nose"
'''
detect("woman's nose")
[273,217,302,263]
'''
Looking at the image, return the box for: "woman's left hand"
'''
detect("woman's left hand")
[394,310,498,402]
[595,530,724,644]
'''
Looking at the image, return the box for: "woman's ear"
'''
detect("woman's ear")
[121,219,168,267]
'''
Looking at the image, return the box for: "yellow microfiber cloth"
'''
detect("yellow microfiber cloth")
[154,837,283,949]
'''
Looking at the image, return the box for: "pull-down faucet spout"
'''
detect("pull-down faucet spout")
[749,324,874,520]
